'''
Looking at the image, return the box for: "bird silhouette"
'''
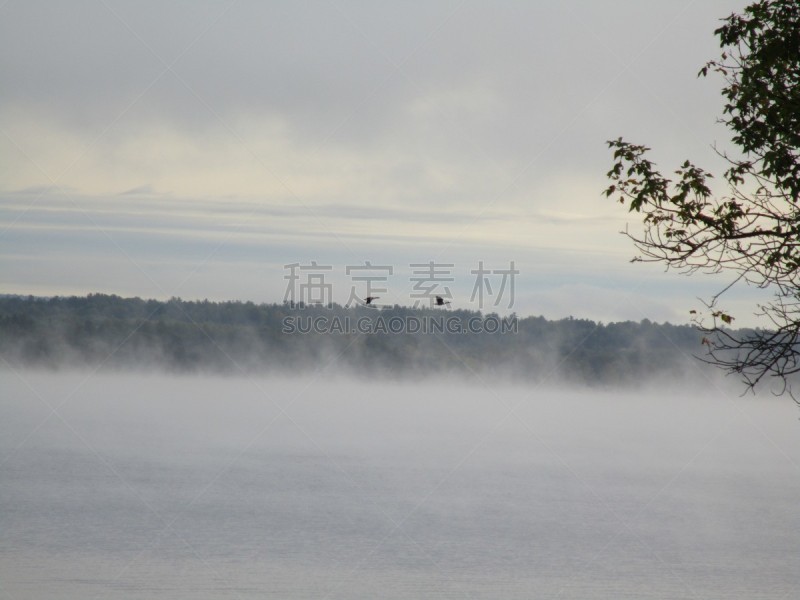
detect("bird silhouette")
[365,296,379,305]
[435,295,451,306]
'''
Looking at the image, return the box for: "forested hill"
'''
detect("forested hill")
[0,294,717,385]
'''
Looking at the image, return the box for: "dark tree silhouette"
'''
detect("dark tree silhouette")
[605,0,800,395]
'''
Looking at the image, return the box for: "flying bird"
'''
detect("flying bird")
[365,296,379,305]
[435,295,451,306]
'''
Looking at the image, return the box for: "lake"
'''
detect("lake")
[1,370,799,599]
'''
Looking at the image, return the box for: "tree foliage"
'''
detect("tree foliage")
[605,0,800,393]
[0,294,707,386]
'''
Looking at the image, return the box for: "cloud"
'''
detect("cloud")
[118,184,157,196]
[0,0,757,321]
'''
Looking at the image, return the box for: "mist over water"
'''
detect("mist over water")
[2,370,799,599]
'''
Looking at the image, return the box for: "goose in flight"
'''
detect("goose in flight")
[435,295,451,306]
[365,296,379,305]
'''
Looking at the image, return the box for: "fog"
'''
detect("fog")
[2,369,798,599]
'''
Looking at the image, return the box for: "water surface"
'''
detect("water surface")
[2,371,798,599]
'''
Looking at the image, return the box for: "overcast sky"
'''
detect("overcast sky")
[1,0,760,323]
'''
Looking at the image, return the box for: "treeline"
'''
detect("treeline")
[0,293,716,385]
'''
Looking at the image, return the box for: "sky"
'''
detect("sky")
[0,0,762,324]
